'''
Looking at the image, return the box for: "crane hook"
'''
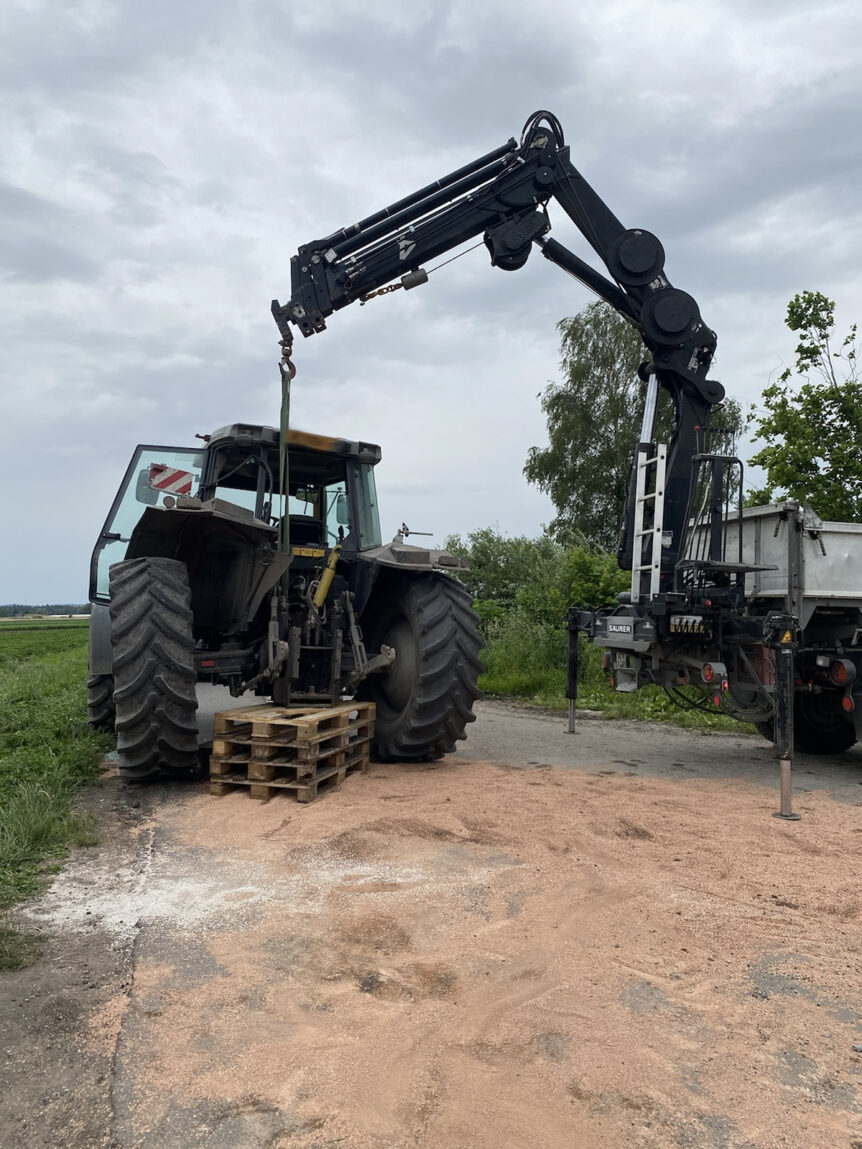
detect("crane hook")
[278,337,297,380]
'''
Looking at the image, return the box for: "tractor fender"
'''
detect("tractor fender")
[125,497,291,631]
[356,541,468,574]
[352,542,468,617]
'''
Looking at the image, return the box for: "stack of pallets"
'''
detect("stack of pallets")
[208,701,375,803]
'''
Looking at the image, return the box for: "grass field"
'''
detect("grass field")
[0,618,112,968]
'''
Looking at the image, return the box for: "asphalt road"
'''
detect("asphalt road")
[195,688,862,810]
[459,698,862,809]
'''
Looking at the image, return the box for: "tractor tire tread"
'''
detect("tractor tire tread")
[360,573,482,761]
[108,557,198,779]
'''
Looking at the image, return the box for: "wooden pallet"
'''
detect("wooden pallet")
[209,701,374,802]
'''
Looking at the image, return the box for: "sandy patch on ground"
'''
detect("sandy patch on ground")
[17,753,862,1148]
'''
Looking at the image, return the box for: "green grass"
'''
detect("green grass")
[0,623,92,663]
[0,620,112,968]
[479,612,753,733]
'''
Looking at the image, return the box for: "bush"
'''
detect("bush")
[446,528,627,631]
[454,526,749,731]
[479,611,567,702]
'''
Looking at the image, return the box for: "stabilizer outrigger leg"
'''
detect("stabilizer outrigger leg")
[769,613,801,821]
[566,608,580,734]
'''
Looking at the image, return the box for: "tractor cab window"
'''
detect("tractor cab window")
[214,483,260,516]
[279,452,353,551]
[348,462,382,549]
[283,481,350,548]
[90,446,203,601]
[285,485,324,547]
[207,448,273,520]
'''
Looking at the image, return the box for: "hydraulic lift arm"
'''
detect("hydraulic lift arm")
[271,111,725,574]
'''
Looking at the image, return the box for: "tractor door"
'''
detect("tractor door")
[89,445,203,602]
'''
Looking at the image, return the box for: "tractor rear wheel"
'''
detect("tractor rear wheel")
[108,557,199,780]
[358,573,482,761]
[87,674,116,733]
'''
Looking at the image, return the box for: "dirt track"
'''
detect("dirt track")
[3,700,862,1148]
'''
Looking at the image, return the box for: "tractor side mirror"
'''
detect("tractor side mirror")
[135,469,160,505]
[335,492,350,525]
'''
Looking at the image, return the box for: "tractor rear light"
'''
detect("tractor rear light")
[200,659,215,667]
[702,663,715,683]
[842,695,855,713]
[830,659,856,686]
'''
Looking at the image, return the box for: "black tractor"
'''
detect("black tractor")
[88,423,482,779]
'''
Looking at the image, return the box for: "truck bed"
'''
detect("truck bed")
[716,502,862,625]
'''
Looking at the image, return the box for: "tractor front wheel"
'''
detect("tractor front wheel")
[108,557,199,780]
[358,573,482,761]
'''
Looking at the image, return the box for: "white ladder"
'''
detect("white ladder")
[630,442,668,604]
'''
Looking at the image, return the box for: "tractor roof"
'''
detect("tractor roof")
[207,423,382,465]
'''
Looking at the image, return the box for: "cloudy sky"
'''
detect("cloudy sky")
[2,0,861,603]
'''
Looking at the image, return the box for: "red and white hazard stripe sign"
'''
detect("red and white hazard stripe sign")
[148,463,195,496]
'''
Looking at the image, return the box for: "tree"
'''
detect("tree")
[443,528,564,625]
[524,302,654,549]
[747,291,861,520]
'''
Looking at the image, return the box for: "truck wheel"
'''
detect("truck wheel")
[756,699,857,754]
[86,674,116,733]
[358,573,482,761]
[794,695,856,754]
[108,557,199,780]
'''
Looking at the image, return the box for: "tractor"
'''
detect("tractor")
[88,423,482,779]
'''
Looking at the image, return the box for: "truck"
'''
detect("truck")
[579,498,862,756]
[269,109,862,764]
[88,425,482,778]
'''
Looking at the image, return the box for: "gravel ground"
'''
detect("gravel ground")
[2,699,862,1148]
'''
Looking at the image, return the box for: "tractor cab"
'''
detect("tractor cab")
[89,424,383,603]
[197,423,383,555]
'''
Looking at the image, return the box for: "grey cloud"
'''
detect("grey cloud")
[0,0,230,96]
[79,144,179,228]
[0,183,99,282]
[260,3,594,153]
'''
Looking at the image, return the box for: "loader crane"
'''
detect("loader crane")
[273,111,862,816]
